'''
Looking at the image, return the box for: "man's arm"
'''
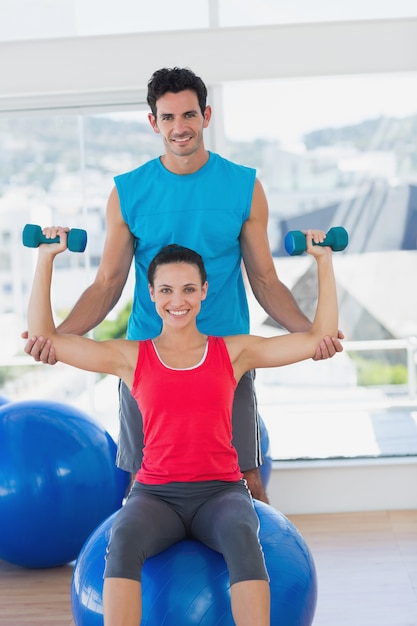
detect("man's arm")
[24,186,135,363]
[240,178,343,359]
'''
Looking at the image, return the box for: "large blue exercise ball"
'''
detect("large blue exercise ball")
[71,499,317,625]
[0,399,129,568]
[256,500,317,625]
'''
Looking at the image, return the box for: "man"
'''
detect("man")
[25,67,343,502]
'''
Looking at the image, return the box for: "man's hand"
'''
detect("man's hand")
[313,330,344,360]
[21,331,58,365]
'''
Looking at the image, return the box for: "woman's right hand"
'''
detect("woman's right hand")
[304,229,332,258]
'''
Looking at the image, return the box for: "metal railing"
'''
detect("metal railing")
[1,337,417,400]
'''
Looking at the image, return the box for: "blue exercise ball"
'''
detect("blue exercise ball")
[72,514,232,626]
[0,399,129,568]
[71,499,317,625]
[256,500,317,625]
[259,415,273,487]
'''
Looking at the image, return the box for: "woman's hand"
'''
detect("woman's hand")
[304,229,330,257]
[38,226,69,256]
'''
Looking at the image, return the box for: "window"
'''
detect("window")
[0,0,210,41]
[2,0,416,42]
[221,72,417,460]
[219,0,417,27]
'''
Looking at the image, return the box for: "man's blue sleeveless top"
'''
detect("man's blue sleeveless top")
[114,152,256,339]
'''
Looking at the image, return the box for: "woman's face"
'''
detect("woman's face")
[149,262,208,327]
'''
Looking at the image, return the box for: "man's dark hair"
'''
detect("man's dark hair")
[147,67,208,117]
[148,244,207,286]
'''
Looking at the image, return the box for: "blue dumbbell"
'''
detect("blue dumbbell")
[22,224,87,253]
[285,226,348,256]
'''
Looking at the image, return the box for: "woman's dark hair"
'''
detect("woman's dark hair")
[147,244,207,286]
[147,67,208,117]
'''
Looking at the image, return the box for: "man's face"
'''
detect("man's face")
[148,90,211,158]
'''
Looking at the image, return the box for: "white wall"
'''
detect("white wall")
[268,458,417,515]
[1,19,417,111]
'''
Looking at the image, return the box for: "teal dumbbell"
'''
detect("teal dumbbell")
[22,224,87,253]
[285,226,348,256]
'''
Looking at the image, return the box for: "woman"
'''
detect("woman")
[27,229,338,626]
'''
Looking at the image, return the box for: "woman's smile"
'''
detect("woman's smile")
[168,309,189,317]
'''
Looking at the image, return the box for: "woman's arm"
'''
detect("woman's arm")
[27,229,135,385]
[240,179,343,359]
[23,186,135,364]
[228,230,339,380]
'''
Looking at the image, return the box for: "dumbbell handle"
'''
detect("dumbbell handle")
[285,226,348,256]
[22,224,87,253]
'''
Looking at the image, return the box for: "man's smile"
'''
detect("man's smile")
[171,135,193,144]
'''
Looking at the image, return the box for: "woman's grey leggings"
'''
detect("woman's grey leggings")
[104,479,269,585]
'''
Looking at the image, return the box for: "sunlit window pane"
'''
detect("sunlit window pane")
[0,0,209,41]
[222,73,417,254]
[219,0,417,27]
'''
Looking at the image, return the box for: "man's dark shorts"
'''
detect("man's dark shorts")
[116,370,262,474]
